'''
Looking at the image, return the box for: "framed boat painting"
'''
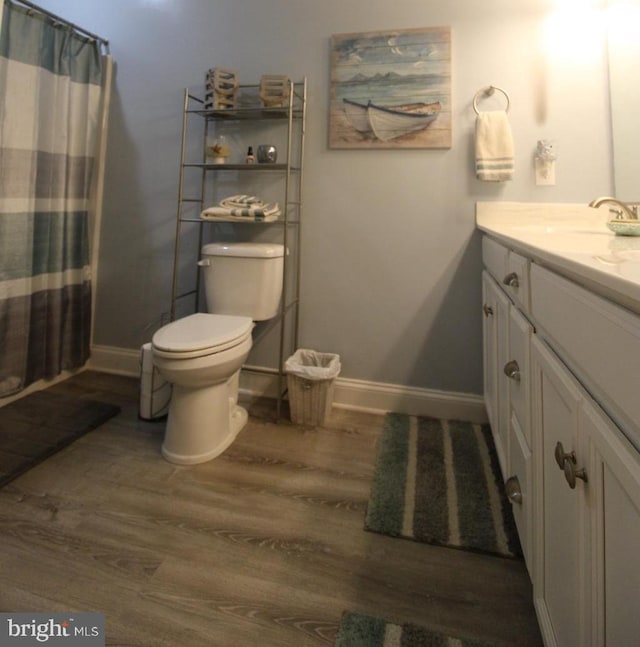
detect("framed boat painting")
[330,26,451,149]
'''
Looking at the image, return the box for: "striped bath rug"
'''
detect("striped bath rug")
[335,612,498,647]
[365,413,521,558]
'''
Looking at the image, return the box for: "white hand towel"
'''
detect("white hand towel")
[475,111,514,181]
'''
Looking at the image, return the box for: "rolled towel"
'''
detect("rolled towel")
[475,111,514,181]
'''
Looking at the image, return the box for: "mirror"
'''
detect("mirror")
[608,1,640,201]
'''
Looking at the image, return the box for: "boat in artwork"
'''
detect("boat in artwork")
[342,98,373,133]
[368,100,441,142]
[343,98,442,141]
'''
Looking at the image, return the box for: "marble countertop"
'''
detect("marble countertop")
[476,202,640,314]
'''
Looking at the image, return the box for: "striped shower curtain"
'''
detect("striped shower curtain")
[0,2,105,397]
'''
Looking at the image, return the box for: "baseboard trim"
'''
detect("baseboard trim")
[240,367,487,423]
[89,344,141,376]
[332,376,487,423]
[89,346,487,423]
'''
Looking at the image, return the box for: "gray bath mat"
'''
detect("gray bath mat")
[0,389,120,487]
[365,413,521,558]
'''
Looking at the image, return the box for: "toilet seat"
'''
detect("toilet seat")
[152,313,253,359]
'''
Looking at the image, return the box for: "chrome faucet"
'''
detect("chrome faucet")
[588,196,639,220]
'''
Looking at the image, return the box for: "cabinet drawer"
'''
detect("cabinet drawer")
[531,263,640,449]
[507,413,532,571]
[482,236,508,283]
[505,251,530,312]
[508,307,533,446]
[482,237,530,313]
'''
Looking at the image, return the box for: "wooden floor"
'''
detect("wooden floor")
[0,372,543,647]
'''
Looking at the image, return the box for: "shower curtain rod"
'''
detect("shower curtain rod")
[10,0,110,52]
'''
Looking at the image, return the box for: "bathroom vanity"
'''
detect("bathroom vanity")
[477,202,640,647]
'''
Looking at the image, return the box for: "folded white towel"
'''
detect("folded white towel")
[200,207,280,222]
[201,194,281,222]
[220,195,263,209]
[475,111,514,181]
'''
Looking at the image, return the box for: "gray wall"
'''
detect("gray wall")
[39,0,612,395]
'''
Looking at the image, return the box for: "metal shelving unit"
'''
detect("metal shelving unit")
[170,78,306,417]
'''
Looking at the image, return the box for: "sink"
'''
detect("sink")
[507,224,609,236]
[594,248,640,264]
[506,224,559,233]
[615,250,640,261]
[593,248,640,283]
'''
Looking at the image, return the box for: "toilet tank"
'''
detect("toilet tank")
[200,242,285,321]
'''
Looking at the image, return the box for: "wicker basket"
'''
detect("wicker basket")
[285,349,341,426]
[287,373,336,426]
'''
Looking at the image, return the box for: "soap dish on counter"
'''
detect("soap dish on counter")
[606,219,640,236]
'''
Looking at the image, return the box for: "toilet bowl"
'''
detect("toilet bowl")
[152,242,285,465]
[152,313,253,464]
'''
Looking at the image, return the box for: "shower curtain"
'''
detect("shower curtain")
[0,1,105,397]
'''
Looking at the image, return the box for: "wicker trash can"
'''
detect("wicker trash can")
[285,349,341,426]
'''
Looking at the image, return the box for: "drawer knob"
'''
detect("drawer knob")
[563,458,588,489]
[554,441,588,489]
[554,441,575,470]
[483,304,494,317]
[503,360,521,382]
[505,476,523,505]
[503,272,520,288]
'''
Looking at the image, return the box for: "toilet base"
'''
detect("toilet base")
[160,378,249,465]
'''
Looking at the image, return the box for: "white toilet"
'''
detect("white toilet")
[152,242,285,464]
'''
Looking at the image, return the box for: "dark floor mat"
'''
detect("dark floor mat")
[0,389,120,487]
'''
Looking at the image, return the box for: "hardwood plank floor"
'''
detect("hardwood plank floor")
[0,371,543,646]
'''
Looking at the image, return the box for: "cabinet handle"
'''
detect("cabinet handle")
[554,441,575,470]
[503,272,520,288]
[503,360,521,382]
[563,458,588,489]
[505,476,523,505]
[554,441,588,489]
[483,304,494,317]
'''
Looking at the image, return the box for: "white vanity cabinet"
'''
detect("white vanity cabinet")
[481,232,640,647]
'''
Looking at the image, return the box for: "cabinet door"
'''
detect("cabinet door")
[532,337,591,647]
[482,236,508,283]
[581,401,640,647]
[482,271,510,476]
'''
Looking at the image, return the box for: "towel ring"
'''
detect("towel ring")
[473,85,510,115]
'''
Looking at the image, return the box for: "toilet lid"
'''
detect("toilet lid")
[152,313,253,354]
